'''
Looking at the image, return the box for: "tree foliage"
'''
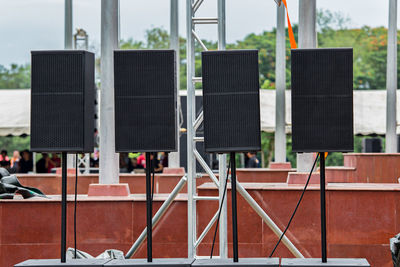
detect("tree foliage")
[0,64,30,89]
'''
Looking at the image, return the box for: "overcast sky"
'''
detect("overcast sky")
[0,0,393,66]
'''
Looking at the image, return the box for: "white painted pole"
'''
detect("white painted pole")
[64,0,73,50]
[99,0,120,183]
[169,0,181,168]
[218,0,228,258]
[297,0,316,172]
[274,3,286,163]
[64,0,75,168]
[386,0,398,153]
[186,0,196,258]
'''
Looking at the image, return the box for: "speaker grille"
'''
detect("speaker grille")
[202,50,261,153]
[114,50,177,152]
[291,48,353,152]
[30,51,94,152]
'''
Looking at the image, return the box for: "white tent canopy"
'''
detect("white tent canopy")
[0,89,30,136]
[0,89,397,136]
[259,90,397,135]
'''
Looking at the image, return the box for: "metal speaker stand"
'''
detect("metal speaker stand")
[230,152,239,262]
[145,153,153,262]
[319,152,327,263]
[61,152,68,263]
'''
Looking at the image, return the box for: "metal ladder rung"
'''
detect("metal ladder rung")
[193,136,204,142]
[192,77,202,83]
[192,17,219,24]
[193,196,219,201]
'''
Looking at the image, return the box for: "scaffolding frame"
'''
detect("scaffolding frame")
[186,0,228,259]
[186,0,303,259]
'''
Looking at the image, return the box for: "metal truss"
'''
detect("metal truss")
[186,0,304,259]
[186,0,228,259]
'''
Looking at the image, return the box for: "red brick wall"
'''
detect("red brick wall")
[5,183,399,267]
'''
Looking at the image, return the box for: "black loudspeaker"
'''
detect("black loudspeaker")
[202,50,261,153]
[114,50,177,153]
[362,138,382,153]
[30,51,95,153]
[291,48,354,152]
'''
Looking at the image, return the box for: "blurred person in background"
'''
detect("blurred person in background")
[0,150,10,169]
[127,153,142,173]
[245,152,259,168]
[130,157,143,172]
[137,153,146,168]
[150,152,163,173]
[119,153,132,173]
[47,153,61,172]
[90,148,99,168]
[160,152,168,168]
[36,153,50,173]
[9,150,21,173]
[19,150,33,173]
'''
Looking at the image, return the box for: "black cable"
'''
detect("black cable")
[151,153,155,201]
[210,159,231,258]
[269,152,321,258]
[74,153,78,259]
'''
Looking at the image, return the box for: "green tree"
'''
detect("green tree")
[0,136,30,154]
[0,64,30,89]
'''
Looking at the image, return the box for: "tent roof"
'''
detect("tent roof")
[0,89,30,136]
[259,89,393,135]
[0,89,395,136]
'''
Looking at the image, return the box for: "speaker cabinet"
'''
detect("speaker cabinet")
[202,50,261,153]
[291,48,354,153]
[30,50,95,153]
[114,50,177,153]
[362,138,382,153]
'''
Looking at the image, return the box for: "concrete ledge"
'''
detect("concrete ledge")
[162,167,185,175]
[287,172,321,185]
[15,259,111,267]
[55,168,77,175]
[280,258,370,266]
[192,258,279,267]
[87,183,130,197]
[105,258,194,267]
[269,162,292,169]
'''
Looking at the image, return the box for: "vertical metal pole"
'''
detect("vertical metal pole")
[298,0,317,48]
[297,0,316,172]
[32,152,37,173]
[230,152,239,262]
[186,0,196,259]
[218,0,228,259]
[275,3,286,163]
[65,0,75,168]
[218,154,227,258]
[218,0,226,49]
[100,0,120,184]
[145,153,153,262]
[61,152,67,262]
[319,153,327,262]
[169,0,181,168]
[64,0,73,49]
[386,0,398,153]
